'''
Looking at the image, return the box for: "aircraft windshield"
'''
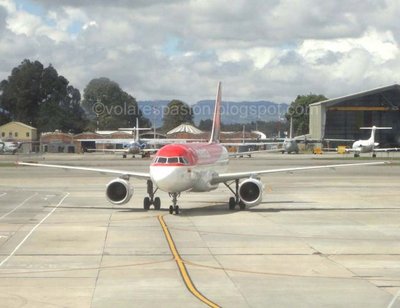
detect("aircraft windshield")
[153,156,189,165]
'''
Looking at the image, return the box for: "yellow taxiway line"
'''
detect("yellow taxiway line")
[158,215,220,308]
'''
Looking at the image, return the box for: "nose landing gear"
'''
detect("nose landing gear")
[143,180,160,210]
[168,192,180,214]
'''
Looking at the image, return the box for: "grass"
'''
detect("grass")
[0,162,16,167]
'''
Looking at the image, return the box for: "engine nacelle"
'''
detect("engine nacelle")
[106,178,133,205]
[239,178,263,206]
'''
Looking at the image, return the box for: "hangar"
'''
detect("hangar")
[309,84,400,147]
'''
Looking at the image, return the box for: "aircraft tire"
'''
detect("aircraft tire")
[169,205,174,214]
[229,197,236,210]
[143,197,151,210]
[174,206,179,215]
[154,197,161,210]
[239,201,246,210]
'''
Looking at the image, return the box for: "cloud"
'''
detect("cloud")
[0,0,399,105]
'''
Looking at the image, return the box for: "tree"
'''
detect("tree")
[198,119,213,131]
[286,94,327,136]
[162,99,193,132]
[82,77,149,130]
[0,60,43,126]
[0,59,87,133]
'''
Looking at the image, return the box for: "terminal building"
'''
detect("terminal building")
[309,84,400,147]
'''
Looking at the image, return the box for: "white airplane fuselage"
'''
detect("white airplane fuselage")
[282,138,299,154]
[150,143,229,193]
[0,140,20,154]
[124,142,143,154]
[351,140,377,153]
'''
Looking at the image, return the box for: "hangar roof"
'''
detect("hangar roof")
[310,84,400,108]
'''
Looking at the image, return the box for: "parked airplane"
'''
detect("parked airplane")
[347,126,399,157]
[84,118,157,158]
[281,117,299,154]
[0,139,22,154]
[18,82,387,214]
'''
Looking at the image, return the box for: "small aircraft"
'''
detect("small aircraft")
[18,82,387,214]
[281,117,300,154]
[84,118,157,158]
[347,126,399,157]
[0,139,22,154]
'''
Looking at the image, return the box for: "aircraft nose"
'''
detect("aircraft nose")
[150,166,191,193]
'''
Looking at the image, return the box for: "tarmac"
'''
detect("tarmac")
[0,152,399,307]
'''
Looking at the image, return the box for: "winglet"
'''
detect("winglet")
[209,82,222,144]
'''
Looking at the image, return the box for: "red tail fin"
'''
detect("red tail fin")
[209,82,222,143]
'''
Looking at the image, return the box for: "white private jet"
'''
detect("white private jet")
[347,126,399,157]
[18,82,387,214]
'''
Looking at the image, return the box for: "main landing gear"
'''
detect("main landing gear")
[168,193,180,215]
[143,180,161,210]
[224,179,245,210]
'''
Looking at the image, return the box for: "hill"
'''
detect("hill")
[138,100,288,127]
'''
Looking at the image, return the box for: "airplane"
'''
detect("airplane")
[17,82,387,214]
[83,118,157,158]
[281,117,299,154]
[0,139,22,154]
[347,126,399,157]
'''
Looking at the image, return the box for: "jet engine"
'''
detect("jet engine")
[239,178,263,206]
[106,178,133,205]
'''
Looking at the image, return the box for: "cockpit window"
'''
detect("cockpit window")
[168,157,179,163]
[154,156,189,165]
[179,157,189,164]
[157,157,167,163]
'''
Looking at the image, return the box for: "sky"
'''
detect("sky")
[0,0,399,104]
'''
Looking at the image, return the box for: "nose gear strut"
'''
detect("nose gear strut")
[168,192,180,214]
[143,180,160,210]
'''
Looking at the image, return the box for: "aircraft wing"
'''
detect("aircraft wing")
[87,148,128,153]
[211,161,387,185]
[228,148,282,157]
[373,148,400,152]
[141,148,159,153]
[16,162,151,180]
[87,148,157,154]
[222,142,281,146]
[345,148,360,153]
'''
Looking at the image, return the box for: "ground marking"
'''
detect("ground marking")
[158,215,220,308]
[0,193,38,220]
[0,193,70,267]
[387,289,400,308]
